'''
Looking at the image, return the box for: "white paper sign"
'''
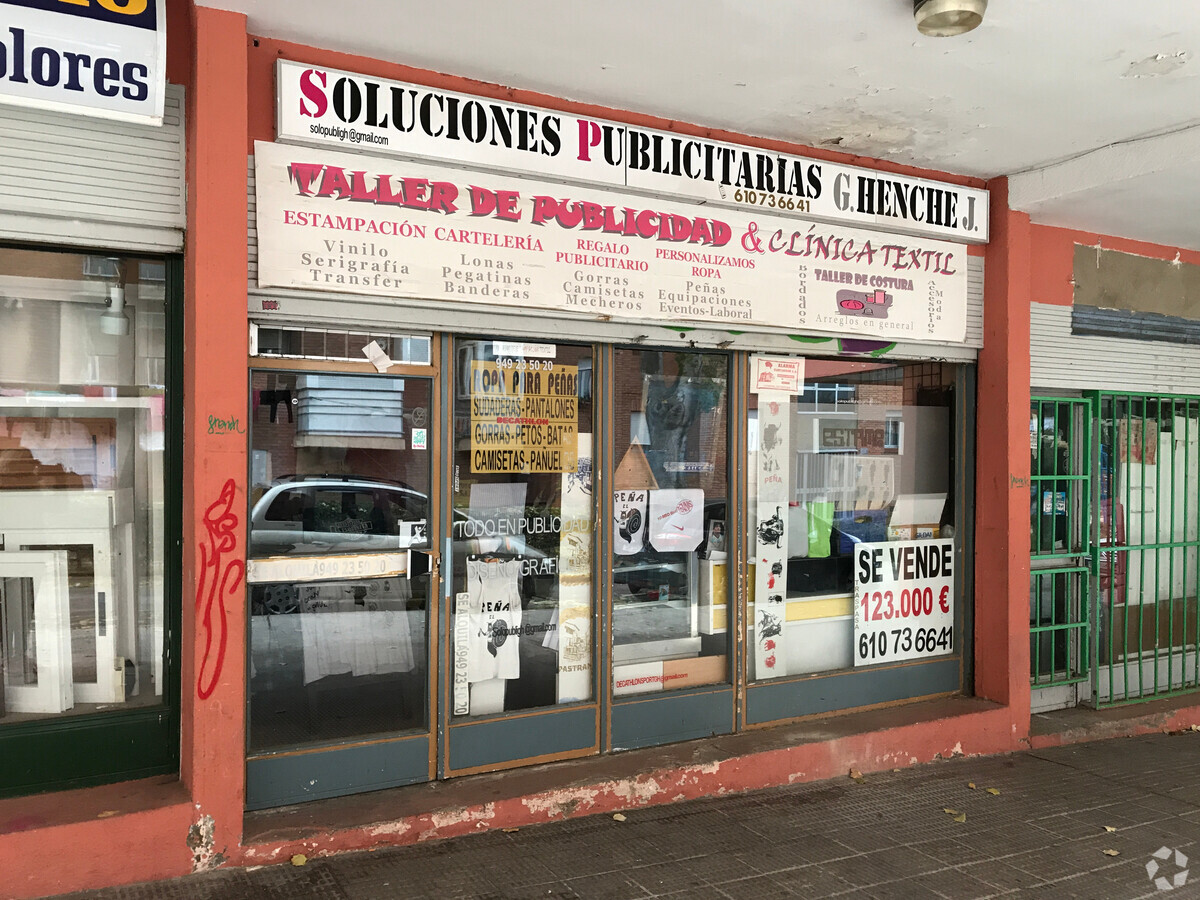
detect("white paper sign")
[754,392,790,679]
[752,356,805,394]
[493,341,556,359]
[557,433,593,702]
[853,539,955,666]
[253,140,970,343]
[613,489,649,555]
[648,489,705,552]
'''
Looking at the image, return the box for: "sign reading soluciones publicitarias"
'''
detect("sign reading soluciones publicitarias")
[275,61,988,244]
[254,141,970,344]
[0,0,166,124]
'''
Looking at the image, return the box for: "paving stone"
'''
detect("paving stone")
[51,733,1200,900]
[561,872,650,900]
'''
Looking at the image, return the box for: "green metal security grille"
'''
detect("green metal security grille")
[1093,393,1200,706]
[1029,397,1091,688]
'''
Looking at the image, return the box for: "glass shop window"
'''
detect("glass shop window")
[0,248,167,723]
[611,348,730,696]
[748,359,958,679]
[450,340,595,717]
[246,371,433,751]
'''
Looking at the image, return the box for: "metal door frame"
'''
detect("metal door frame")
[244,350,443,809]
[1029,396,1092,711]
[1089,391,1200,707]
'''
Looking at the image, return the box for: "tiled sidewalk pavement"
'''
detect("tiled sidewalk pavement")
[55,732,1200,900]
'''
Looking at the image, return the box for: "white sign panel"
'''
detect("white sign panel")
[253,141,969,344]
[0,0,166,124]
[276,60,988,243]
[752,356,804,394]
[853,539,955,666]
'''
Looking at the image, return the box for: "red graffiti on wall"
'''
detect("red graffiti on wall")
[196,478,244,700]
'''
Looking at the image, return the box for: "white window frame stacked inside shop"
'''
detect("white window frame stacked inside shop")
[244,58,987,807]
[0,0,182,799]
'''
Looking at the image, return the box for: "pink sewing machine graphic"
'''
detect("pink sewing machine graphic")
[836,289,893,319]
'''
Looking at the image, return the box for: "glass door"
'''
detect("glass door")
[245,366,438,809]
[608,347,736,750]
[443,338,598,775]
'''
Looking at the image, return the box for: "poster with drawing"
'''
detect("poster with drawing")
[648,489,705,552]
[614,490,649,555]
[557,433,593,702]
[464,558,522,683]
[754,391,791,679]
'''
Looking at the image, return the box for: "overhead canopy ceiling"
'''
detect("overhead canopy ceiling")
[201,0,1200,250]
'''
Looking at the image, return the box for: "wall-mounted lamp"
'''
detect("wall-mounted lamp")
[99,283,130,335]
[92,256,131,336]
[914,0,986,37]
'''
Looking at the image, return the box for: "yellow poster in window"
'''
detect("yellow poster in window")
[469,360,578,473]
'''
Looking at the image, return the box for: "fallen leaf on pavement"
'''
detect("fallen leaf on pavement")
[502,828,519,833]
[1102,849,1120,857]
[953,813,967,824]
[612,813,627,822]
[849,768,863,780]
[1103,826,1116,833]
[985,787,1001,796]
[967,782,977,790]
[943,808,959,816]
[290,854,307,867]
[96,810,118,818]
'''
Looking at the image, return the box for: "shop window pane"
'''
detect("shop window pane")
[611,348,730,696]
[450,340,594,717]
[247,371,432,751]
[749,359,958,680]
[0,247,166,723]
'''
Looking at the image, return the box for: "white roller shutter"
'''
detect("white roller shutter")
[0,85,185,253]
[1032,301,1200,394]
[248,156,983,361]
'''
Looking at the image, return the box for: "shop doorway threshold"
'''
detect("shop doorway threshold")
[242,695,1008,863]
[1030,691,1200,750]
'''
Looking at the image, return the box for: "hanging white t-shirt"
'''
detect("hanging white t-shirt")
[465,558,522,683]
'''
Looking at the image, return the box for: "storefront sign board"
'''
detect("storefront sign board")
[276,60,987,243]
[254,141,970,345]
[0,0,166,124]
[853,539,954,666]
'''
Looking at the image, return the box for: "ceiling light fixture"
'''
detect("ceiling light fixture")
[914,0,987,37]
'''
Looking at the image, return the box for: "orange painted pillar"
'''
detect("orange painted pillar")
[975,177,1032,730]
[181,4,249,863]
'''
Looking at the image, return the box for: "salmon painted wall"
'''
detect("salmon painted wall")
[974,179,1031,721]
[1031,222,1200,307]
[180,2,250,871]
